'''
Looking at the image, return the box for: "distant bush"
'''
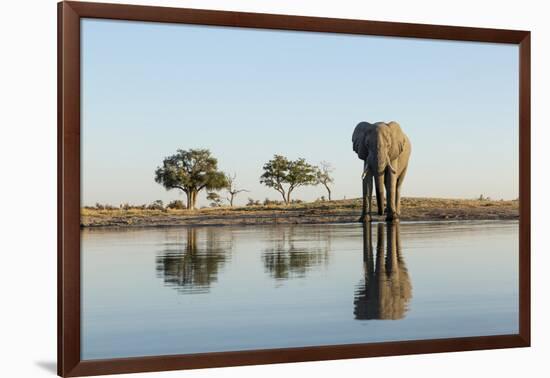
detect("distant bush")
[263,198,283,206]
[94,203,117,210]
[147,200,165,210]
[247,198,261,206]
[478,194,491,201]
[167,200,185,210]
[290,199,304,204]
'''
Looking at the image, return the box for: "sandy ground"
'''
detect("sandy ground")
[81,197,519,228]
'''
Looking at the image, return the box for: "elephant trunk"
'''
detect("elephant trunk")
[374,173,384,215]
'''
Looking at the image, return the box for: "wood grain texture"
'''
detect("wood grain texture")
[58,2,81,376]
[518,33,531,346]
[58,1,531,376]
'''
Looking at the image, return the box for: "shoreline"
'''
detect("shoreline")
[81,197,519,229]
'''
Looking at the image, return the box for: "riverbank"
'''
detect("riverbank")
[81,197,519,228]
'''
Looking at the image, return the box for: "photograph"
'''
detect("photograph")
[79,17,520,360]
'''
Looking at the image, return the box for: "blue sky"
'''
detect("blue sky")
[81,19,519,207]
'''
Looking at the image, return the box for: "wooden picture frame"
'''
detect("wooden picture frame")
[58,1,530,376]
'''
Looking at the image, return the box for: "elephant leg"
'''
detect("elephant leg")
[366,173,373,222]
[385,169,398,222]
[375,174,385,216]
[359,174,367,223]
[359,161,367,222]
[396,166,408,216]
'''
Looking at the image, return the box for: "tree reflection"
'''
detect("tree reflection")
[156,227,233,294]
[262,225,331,280]
[354,222,412,320]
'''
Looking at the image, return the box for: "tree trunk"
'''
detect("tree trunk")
[185,191,192,210]
[279,190,287,204]
[229,194,234,207]
[186,190,198,210]
[191,190,198,210]
[325,184,332,201]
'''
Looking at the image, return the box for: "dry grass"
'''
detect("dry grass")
[81,197,518,228]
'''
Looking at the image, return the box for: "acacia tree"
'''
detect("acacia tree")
[154,149,227,210]
[225,173,249,207]
[206,192,223,207]
[316,161,334,201]
[260,155,317,204]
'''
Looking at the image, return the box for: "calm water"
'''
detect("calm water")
[81,221,518,360]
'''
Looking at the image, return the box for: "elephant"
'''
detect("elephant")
[354,222,412,320]
[352,121,411,222]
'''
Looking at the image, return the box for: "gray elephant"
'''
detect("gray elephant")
[352,121,411,222]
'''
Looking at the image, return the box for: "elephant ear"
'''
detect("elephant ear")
[387,121,406,157]
[352,122,371,160]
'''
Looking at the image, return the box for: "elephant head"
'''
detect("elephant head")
[370,123,405,172]
[352,121,374,161]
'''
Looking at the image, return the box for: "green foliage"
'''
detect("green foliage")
[166,200,185,210]
[154,149,228,209]
[260,155,318,203]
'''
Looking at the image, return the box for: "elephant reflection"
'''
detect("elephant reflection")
[354,222,412,320]
[156,227,232,294]
[262,226,330,280]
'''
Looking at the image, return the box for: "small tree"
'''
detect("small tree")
[316,161,334,201]
[260,155,317,204]
[206,192,223,207]
[224,173,249,207]
[155,149,228,210]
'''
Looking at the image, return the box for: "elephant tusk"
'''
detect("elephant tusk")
[388,160,397,174]
[386,151,397,174]
[362,167,368,179]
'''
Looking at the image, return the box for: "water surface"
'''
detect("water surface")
[82,221,518,360]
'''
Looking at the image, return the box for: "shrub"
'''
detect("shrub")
[263,198,283,206]
[147,200,165,210]
[95,203,117,210]
[247,198,261,206]
[478,194,491,201]
[167,200,185,209]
